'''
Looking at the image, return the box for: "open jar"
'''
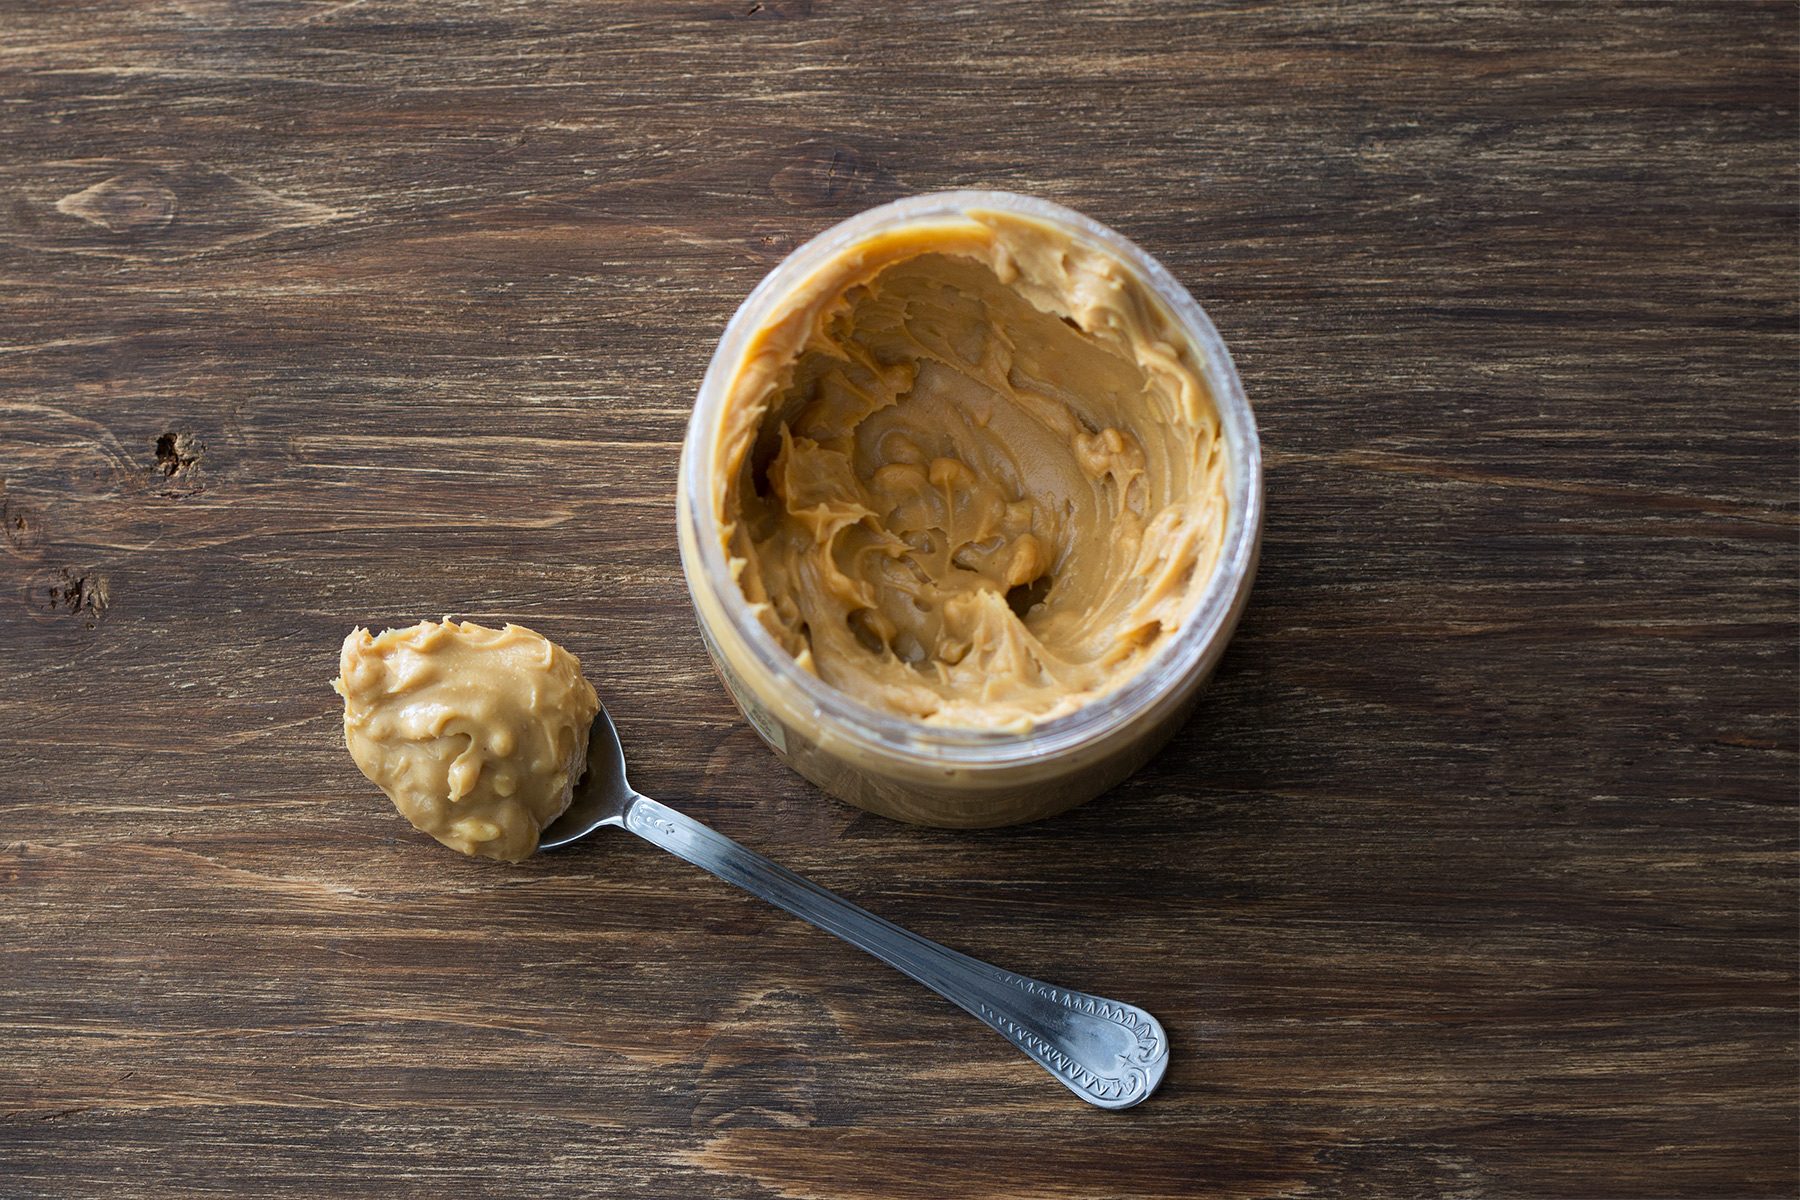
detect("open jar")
[677,191,1262,828]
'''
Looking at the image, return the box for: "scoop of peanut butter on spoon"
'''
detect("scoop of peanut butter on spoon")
[328,617,1170,1109]
[332,618,600,862]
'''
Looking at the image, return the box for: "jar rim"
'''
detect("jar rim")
[678,190,1262,766]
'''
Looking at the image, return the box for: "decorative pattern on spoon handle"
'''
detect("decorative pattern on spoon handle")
[623,795,1169,1109]
[974,974,1168,1106]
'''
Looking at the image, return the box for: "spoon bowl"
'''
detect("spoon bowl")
[539,702,636,848]
[537,703,1170,1110]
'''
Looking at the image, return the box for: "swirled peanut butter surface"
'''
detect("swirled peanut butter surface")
[714,210,1228,730]
[332,619,599,861]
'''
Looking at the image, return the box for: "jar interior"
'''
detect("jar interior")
[722,219,1230,733]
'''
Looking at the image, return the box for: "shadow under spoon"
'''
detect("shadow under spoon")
[539,703,1169,1110]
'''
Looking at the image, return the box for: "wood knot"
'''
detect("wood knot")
[153,431,205,495]
[37,567,110,627]
[739,0,813,17]
[55,170,177,234]
[34,162,347,261]
[0,483,43,557]
[770,141,889,209]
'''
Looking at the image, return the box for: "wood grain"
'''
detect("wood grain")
[2,2,1795,1196]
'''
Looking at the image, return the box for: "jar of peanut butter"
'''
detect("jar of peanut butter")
[679,191,1262,827]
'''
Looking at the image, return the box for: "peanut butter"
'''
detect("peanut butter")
[713,210,1228,730]
[332,619,599,861]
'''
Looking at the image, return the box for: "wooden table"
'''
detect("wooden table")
[4,3,1795,1196]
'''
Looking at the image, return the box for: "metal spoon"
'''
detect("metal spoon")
[539,703,1170,1110]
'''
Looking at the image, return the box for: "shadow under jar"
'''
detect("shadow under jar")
[679,191,1262,828]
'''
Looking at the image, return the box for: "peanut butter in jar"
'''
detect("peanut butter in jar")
[680,192,1263,827]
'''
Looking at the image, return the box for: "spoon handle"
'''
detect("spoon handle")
[622,795,1169,1109]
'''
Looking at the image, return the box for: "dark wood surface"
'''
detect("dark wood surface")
[3,3,1795,1196]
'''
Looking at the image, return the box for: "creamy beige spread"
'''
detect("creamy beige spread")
[713,210,1228,730]
[332,619,599,861]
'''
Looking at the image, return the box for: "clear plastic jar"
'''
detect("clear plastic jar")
[678,191,1262,827]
